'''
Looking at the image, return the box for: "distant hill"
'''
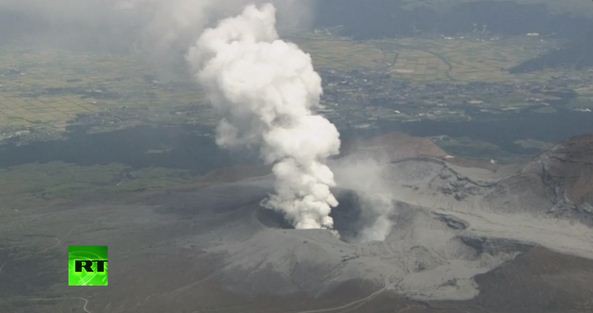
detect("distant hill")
[492,134,593,222]
[403,0,593,18]
[528,134,593,209]
[313,0,593,40]
[511,32,593,72]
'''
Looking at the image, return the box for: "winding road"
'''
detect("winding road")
[29,296,92,313]
[290,286,386,313]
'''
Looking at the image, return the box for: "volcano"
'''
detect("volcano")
[4,133,593,313]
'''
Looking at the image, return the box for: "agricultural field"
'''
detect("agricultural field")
[1,33,591,148]
[374,36,556,82]
[0,31,591,141]
[292,34,390,72]
[295,33,562,83]
[0,47,210,142]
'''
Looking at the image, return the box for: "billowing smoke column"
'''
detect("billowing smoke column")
[187,4,341,230]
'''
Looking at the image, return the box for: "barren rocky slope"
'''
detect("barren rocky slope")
[3,133,593,313]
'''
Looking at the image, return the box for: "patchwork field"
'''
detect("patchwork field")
[375,37,556,82]
[292,34,389,72]
[293,34,560,82]
[0,34,591,147]
[0,47,208,141]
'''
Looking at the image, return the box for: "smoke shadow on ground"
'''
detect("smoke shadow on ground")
[331,190,368,242]
[256,206,293,229]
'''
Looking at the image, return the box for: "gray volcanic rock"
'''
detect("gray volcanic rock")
[190,134,593,300]
[207,200,519,300]
[490,135,593,224]
[343,132,448,161]
[5,134,593,313]
[534,135,593,210]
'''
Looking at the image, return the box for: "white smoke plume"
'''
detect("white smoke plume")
[187,4,341,230]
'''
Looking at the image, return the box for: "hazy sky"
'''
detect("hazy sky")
[0,0,314,60]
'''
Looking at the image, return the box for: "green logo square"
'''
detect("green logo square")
[68,246,109,287]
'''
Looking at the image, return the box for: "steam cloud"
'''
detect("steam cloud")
[333,157,396,241]
[187,4,341,230]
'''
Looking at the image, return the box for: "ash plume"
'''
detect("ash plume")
[187,4,341,230]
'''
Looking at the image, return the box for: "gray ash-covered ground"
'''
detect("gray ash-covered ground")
[2,133,593,313]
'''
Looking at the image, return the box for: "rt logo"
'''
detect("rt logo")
[68,246,109,287]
